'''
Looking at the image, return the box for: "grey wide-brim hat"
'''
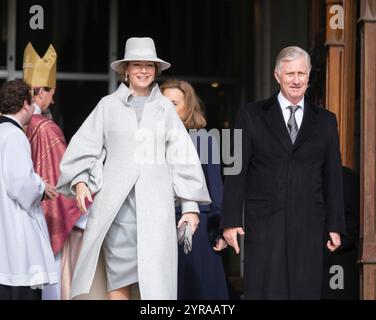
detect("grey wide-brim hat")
[110,37,171,73]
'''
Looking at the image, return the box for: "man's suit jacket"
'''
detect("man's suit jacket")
[221,93,346,299]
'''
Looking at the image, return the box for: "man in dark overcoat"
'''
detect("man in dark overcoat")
[221,46,346,299]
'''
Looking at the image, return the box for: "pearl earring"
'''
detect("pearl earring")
[125,74,128,82]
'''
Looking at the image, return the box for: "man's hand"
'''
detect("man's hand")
[213,237,228,251]
[223,227,245,254]
[75,182,92,213]
[178,212,199,235]
[327,232,341,252]
[44,182,58,200]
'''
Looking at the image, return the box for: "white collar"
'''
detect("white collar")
[115,82,162,106]
[33,103,42,115]
[278,92,305,111]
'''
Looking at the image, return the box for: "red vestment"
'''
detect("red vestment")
[26,114,82,255]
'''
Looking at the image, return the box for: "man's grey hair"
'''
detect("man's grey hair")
[275,46,311,75]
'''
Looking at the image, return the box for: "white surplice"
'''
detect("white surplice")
[0,119,58,287]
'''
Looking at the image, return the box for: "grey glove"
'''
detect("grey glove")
[177,221,192,254]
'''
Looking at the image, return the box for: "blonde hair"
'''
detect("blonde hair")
[160,79,207,129]
[275,46,311,75]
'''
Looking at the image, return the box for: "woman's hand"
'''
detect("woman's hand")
[178,212,199,235]
[75,182,92,213]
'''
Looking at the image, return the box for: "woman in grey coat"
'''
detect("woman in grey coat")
[57,37,211,300]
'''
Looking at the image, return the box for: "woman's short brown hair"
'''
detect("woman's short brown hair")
[160,79,207,129]
[0,80,32,115]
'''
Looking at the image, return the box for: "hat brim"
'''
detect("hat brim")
[111,58,171,73]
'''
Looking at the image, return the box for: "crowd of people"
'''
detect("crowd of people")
[0,37,345,300]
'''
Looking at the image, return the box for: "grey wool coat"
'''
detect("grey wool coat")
[57,83,211,299]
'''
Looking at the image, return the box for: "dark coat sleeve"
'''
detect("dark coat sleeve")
[205,136,224,244]
[220,104,253,229]
[323,113,346,234]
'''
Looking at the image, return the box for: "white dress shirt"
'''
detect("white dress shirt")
[278,92,304,129]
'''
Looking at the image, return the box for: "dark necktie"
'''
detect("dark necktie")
[287,105,300,144]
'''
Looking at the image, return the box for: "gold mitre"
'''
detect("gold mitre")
[23,42,57,88]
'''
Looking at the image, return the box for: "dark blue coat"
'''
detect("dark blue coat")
[176,130,229,300]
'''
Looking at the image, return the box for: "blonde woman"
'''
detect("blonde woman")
[57,38,211,300]
[161,79,228,300]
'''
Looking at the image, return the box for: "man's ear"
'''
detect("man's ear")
[274,70,280,84]
[23,99,32,112]
[38,88,45,99]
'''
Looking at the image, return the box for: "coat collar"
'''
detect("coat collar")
[261,93,319,154]
[114,82,163,106]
